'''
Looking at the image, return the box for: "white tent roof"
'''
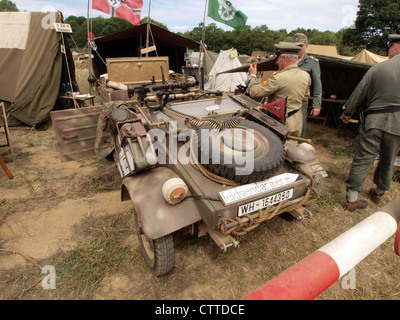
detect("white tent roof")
[205,49,247,92]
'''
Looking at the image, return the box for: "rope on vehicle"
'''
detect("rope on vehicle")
[190,161,240,186]
[189,131,239,186]
[216,164,318,236]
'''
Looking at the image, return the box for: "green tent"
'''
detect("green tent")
[0,11,75,126]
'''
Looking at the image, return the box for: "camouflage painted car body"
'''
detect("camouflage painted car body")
[121,166,202,239]
[52,94,325,236]
[51,82,327,275]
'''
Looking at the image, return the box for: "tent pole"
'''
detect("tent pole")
[61,32,78,108]
[145,0,152,57]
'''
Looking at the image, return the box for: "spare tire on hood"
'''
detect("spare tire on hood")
[195,119,286,184]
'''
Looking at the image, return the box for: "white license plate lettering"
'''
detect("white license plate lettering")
[238,189,294,216]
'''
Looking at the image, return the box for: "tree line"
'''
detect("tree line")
[65,15,343,55]
[3,0,400,57]
[65,0,400,57]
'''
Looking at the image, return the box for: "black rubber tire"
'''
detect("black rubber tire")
[196,119,285,184]
[133,208,175,276]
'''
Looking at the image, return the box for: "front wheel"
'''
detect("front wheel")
[133,208,175,276]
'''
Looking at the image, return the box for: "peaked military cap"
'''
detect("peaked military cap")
[274,43,302,55]
[388,34,400,44]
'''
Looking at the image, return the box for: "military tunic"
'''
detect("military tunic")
[297,54,322,138]
[248,64,311,137]
[343,54,400,195]
[343,54,400,135]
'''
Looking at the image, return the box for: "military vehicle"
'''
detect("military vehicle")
[51,78,327,276]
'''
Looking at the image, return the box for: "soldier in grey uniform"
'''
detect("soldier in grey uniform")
[247,43,311,137]
[340,34,400,212]
[292,33,322,139]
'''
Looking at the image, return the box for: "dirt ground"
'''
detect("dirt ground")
[1,75,399,300]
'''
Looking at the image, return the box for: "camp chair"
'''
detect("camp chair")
[0,102,14,179]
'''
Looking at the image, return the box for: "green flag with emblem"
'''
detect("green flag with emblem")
[207,0,248,32]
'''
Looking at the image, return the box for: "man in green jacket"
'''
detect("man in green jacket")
[341,34,400,212]
[292,33,322,139]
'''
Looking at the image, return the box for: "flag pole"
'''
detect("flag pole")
[145,0,152,57]
[201,0,208,47]
[200,0,208,90]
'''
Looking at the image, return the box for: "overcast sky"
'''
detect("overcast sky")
[12,0,360,33]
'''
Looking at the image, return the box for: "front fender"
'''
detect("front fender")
[121,167,202,239]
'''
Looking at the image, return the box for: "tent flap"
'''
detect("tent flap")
[205,49,247,92]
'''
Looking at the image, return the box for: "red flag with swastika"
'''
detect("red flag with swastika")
[92,0,143,25]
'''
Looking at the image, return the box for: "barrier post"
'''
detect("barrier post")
[243,198,400,300]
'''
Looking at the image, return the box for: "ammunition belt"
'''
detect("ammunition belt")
[164,104,245,131]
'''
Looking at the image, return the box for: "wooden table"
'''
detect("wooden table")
[309,98,357,137]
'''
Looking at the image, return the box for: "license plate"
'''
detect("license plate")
[238,189,294,216]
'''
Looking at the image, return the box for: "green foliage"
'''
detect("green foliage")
[1,1,398,57]
[0,0,18,11]
[65,16,133,48]
[287,28,339,46]
[341,0,400,55]
[66,14,347,56]
[65,2,398,57]
[65,16,170,50]
[179,24,340,55]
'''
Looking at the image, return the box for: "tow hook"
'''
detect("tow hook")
[221,240,240,251]
[200,222,239,252]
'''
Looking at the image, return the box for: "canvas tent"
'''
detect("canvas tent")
[304,44,340,57]
[249,51,269,62]
[351,49,388,64]
[189,50,219,83]
[218,53,373,134]
[280,41,340,57]
[92,22,199,80]
[219,53,372,100]
[205,49,247,92]
[0,11,75,126]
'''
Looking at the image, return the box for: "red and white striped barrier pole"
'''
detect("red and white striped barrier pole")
[243,198,400,300]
